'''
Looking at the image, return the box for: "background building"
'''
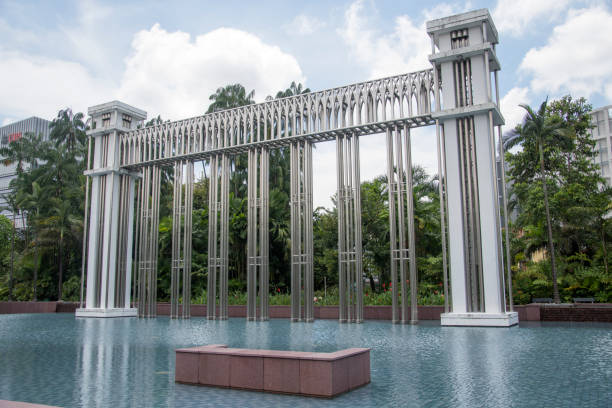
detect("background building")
[589,105,612,186]
[0,117,51,227]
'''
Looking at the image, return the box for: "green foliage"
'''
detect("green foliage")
[508,95,612,303]
[0,108,86,301]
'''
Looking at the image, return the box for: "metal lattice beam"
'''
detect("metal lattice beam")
[119,70,435,170]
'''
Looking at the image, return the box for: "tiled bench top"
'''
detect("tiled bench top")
[176,344,369,360]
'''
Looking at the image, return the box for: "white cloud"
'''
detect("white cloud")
[59,0,116,77]
[284,14,325,36]
[493,0,571,37]
[0,23,306,123]
[0,50,111,120]
[2,118,15,126]
[117,24,306,119]
[520,6,612,102]
[337,0,470,79]
[500,87,530,130]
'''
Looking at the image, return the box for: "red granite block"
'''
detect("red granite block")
[0,400,62,408]
[348,351,371,389]
[331,357,350,395]
[230,356,263,390]
[263,357,300,394]
[299,360,333,397]
[363,350,371,383]
[175,352,198,384]
[199,353,230,387]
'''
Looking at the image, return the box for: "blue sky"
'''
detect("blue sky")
[1,0,611,207]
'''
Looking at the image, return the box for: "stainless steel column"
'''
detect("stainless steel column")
[136,164,161,318]
[290,140,314,322]
[385,125,418,324]
[207,154,229,320]
[207,156,218,319]
[171,161,183,318]
[183,160,193,319]
[436,121,451,313]
[337,133,363,323]
[171,160,194,319]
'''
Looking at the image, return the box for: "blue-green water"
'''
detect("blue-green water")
[0,315,611,407]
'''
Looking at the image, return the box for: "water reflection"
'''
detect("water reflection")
[0,315,611,408]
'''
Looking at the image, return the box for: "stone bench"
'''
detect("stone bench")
[175,344,370,398]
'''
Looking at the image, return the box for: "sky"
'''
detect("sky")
[1,0,611,208]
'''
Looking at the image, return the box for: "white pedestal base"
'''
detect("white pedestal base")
[75,308,138,318]
[441,312,518,327]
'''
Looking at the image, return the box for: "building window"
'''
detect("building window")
[102,113,111,128]
[122,114,132,128]
[451,29,469,49]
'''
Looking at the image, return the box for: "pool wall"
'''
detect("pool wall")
[2,302,611,321]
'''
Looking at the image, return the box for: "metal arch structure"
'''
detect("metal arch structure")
[77,9,517,327]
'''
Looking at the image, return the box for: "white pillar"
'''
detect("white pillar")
[77,101,146,318]
[428,9,518,326]
[442,121,468,313]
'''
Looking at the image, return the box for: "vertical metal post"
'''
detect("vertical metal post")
[495,69,514,311]
[290,141,314,322]
[404,125,418,324]
[80,136,92,308]
[290,142,298,321]
[385,127,399,323]
[220,153,229,319]
[207,156,218,319]
[260,147,270,321]
[183,160,193,319]
[394,126,408,323]
[247,148,255,320]
[336,135,346,322]
[436,121,450,313]
[337,132,363,323]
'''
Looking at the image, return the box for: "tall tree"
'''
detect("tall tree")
[206,84,255,113]
[49,108,86,154]
[39,197,81,300]
[507,96,610,303]
[17,182,45,300]
[507,101,567,303]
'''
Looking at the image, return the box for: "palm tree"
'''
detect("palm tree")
[206,84,255,113]
[49,108,86,154]
[508,101,569,303]
[0,135,31,174]
[273,81,311,99]
[17,182,45,301]
[1,193,19,301]
[39,197,82,300]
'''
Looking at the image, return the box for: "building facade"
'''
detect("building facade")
[0,117,51,227]
[590,105,612,186]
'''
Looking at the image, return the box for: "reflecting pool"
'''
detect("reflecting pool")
[0,314,611,407]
